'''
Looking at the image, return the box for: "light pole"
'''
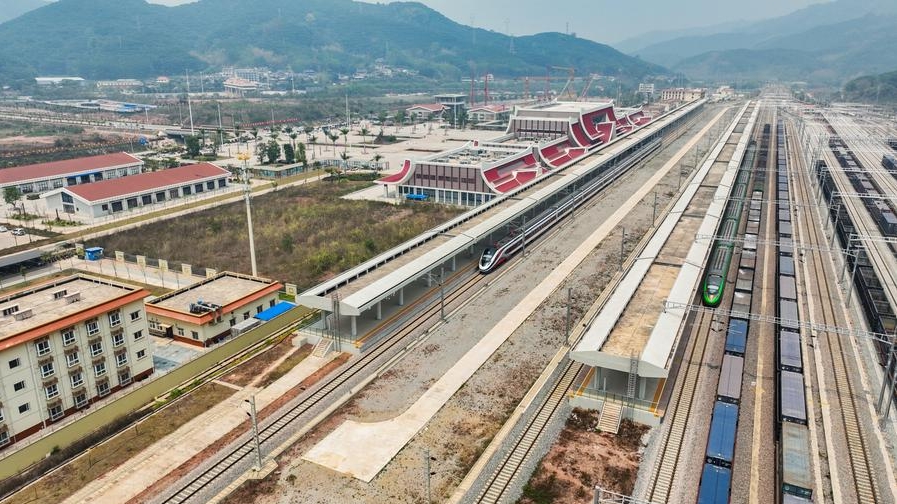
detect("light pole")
[237,151,258,276]
[244,396,263,470]
[423,268,446,321]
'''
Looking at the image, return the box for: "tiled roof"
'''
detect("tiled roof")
[0,152,142,185]
[65,163,229,203]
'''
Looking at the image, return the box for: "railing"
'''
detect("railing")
[573,386,661,413]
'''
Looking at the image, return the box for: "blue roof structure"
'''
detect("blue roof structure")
[255,301,296,321]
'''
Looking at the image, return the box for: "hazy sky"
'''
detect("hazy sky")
[149,0,829,43]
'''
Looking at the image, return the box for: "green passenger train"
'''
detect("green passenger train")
[702,142,757,307]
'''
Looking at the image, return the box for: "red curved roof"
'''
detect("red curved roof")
[378,159,413,185]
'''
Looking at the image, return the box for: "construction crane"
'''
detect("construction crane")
[579,73,601,101]
[551,66,577,101]
[517,69,552,101]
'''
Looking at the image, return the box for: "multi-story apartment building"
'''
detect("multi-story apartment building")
[0,275,152,448]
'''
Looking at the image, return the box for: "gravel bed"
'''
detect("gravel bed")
[160,104,730,504]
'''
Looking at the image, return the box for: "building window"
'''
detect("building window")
[108,311,121,327]
[119,370,131,386]
[0,430,8,446]
[94,362,106,378]
[194,183,204,193]
[48,404,63,421]
[256,305,263,314]
[136,349,146,360]
[169,188,180,199]
[40,362,55,378]
[45,383,59,400]
[129,310,141,322]
[141,194,153,205]
[8,358,20,369]
[116,353,128,367]
[53,179,64,189]
[127,198,139,209]
[62,328,76,346]
[86,319,99,336]
[35,340,51,356]
[133,330,144,341]
[218,178,227,188]
[13,380,26,392]
[270,299,276,308]
[90,341,103,357]
[74,393,88,408]
[112,333,125,347]
[101,204,109,211]
[177,327,185,337]
[191,331,199,340]
[229,318,236,327]
[182,185,192,196]
[206,181,215,190]
[97,381,110,397]
[61,193,74,204]
[155,191,166,202]
[111,201,123,212]
[243,312,250,320]
[0,408,3,422]
[18,403,30,414]
[148,320,160,331]
[66,352,80,367]
[70,372,83,388]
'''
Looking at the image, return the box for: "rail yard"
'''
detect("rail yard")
[2,91,897,504]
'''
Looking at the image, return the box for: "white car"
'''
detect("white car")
[0,226,7,232]
[11,228,25,236]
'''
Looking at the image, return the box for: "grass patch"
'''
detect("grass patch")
[260,346,312,387]
[94,180,464,288]
[3,382,235,504]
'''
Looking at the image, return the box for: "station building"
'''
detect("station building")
[0,275,152,448]
[377,100,652,205]
[661,87,706,102]
[145,272,282,347]
[42,163,231,219]
[405,104,446,121]
[0,152,143,196]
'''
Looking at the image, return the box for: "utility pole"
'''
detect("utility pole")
[425,448,432,504]
[245,396,262,470]
[652,191,658,225]
[439,267,445,321]
[564,287,572,345]
[185,70,195,135]
[521,216,527,257]
[619,227,625,270]
[238,151,258,276]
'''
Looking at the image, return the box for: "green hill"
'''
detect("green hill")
[0,0,666,84]
[844,70,897,103]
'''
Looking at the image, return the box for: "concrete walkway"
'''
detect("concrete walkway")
[63,351,336,504]
[301,122,698,480]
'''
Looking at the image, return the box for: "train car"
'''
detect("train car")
[781,422,813,499]
[740,249,757,270]
[702,243,733,307]
[889,138,897,151]
[697,463,732,504]
[780,299,800,332]
[779,253,796,277]
[779,221,793,238]
[726,318,748,355]
[706,401,738,467]
[882,153,897,172]
[780,370,808,425]
[780,330,803,373]
[735,268,754,292]
[732,290,752,314]
[779,275,797,301]
[717,354,744,404]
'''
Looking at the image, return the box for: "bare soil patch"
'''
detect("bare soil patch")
[518,411,648,504]
[219,338,296,387]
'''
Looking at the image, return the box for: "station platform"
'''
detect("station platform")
[297,99,708,342]
[569,102,759,425]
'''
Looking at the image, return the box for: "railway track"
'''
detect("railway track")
[646,308,715,503]
[790,122,879,503]
[157,271,487,503]
[474,360,582,504]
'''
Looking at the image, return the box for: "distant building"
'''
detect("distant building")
[156,76,170,85]
[467,104,511,124]
[223,77,259,97]
[661,87,705,102]
[42,163,231,219]
[434,93,467,120]
[405,104,445,121]
[638,83,655,95]
[0,152,143,196]
[145,272,283,347]
[34,77,85,86]
[0,275,152,448]
[96,79,143,90]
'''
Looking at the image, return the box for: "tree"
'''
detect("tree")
[255,142,266,164]
[339,127,350,153]
[297,142,307,166]
[308,134,317,158]
[304,125,314,141]
[378,110,388,127]
[359,127,370,153]
[339,151,351,181]
[283,143,295,164]
[394,109,406,131]
[4,186,22,208]
[265,139,281,164]
[372,153,384,176]
[328,131,340,153]
[289,132,298,149]
[185,135,202,158]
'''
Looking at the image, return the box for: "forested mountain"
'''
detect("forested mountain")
[0,0,666,84]
[843,70,897,103]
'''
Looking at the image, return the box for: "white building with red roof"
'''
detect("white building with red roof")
[0,152,143,195]
[405,104,446,121]
[42,163,231,219]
